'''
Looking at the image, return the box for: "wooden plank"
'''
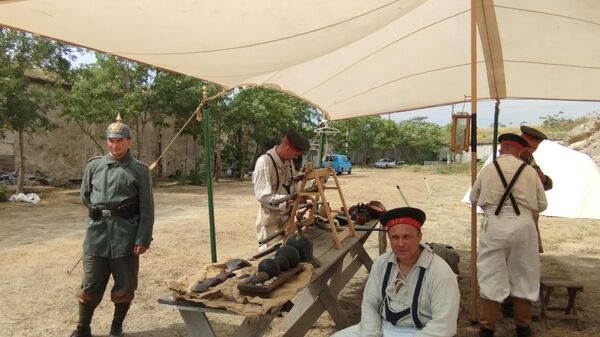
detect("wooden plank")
[544,312,581,320]
[179,310,217,337]
[379,229,387,255]
[541,280,584,289]
[319,285,350,329]
[157,294,237,315]
[351,242,373,272]
[232,315,277,337]
[329,256,363,294]
[281,297,328,337]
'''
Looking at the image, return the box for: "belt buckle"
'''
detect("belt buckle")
[101,209,112,217]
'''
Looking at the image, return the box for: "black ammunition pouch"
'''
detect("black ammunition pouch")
[88,198,140,220]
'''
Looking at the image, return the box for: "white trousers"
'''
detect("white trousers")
[477,209,540,302]
[255,207,287,252]
[331,321,418,337]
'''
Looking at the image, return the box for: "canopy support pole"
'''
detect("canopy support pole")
[492,98,500,160]
[202,85,217,263]
[317,132,325,167]
[470,0,479,325]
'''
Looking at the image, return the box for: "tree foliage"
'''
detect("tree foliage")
[0,28,74,192]
[328,116,443,164]
[220,87,319,177]
[396,117,443,164]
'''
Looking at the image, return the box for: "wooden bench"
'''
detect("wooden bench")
[539,278,584,330]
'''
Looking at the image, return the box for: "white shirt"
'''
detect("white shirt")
[360,245,460,337]
[252,146,298,229]
[470,154,547,213]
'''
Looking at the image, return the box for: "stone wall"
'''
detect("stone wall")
[3,111,199,185]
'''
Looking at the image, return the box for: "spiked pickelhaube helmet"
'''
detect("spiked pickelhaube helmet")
[105,113,130,139]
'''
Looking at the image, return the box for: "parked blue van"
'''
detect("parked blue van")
[322,154,352,174]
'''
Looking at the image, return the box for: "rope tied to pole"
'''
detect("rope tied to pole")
[148,88,227,171]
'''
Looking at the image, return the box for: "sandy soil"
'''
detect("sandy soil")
[0,167,598,337]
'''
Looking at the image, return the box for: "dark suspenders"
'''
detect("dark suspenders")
[266,153,279,193]
[381,262,426,328]
[492,160,527,215]
[266,153,293,194]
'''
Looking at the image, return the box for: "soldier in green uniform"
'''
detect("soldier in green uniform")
[69,114,154,337]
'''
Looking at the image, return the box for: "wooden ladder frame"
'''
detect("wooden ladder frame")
[283,163,355,249]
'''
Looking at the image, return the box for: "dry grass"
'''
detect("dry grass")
[0,167,597,336]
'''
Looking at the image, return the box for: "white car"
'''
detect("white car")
[374,158,396,168]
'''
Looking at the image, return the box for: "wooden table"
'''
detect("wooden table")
[158,220,379,337]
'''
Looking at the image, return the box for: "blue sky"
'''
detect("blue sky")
[388,99,600,127]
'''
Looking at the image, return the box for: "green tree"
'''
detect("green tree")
[63,54,201,162]
[396,117,443,164]
[0,28,73,193]
[223,87,319,180]
[328,116,393,163]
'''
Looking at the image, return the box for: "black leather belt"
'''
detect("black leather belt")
[88,198,139,220]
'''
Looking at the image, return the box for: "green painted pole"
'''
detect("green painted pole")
[317,132,325,167]
[202,86,217,263]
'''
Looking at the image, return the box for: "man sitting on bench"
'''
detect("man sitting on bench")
[331,207,460,337]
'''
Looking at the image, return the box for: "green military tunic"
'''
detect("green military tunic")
[81,151,154,258]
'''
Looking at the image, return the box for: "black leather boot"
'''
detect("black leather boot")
[516,325,532,337]
[69,325,91,337]
[108,302,130,337]
[108,323,123,337]
[479,326,494,337]
[69,302,95,337]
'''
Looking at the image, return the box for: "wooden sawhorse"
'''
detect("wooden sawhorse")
[540,278,584,330]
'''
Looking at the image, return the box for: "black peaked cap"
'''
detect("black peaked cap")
[498,133,529,147]
[379,207,426,227]
[286,128,310,151]
[520,125,548,140]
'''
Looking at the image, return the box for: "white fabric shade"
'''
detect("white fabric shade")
[1,0,599,120]
[462,141,600,220]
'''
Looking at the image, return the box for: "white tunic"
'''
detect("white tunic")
[470,154,548,302]
[332,245,460,337]
[252,146,298,250]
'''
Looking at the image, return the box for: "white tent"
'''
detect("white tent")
[462,140,600,219]
[1,0,599,120]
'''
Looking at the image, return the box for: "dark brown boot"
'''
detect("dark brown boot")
[479,326,494,337]
[516,325,532,337]
[479,297,499,332]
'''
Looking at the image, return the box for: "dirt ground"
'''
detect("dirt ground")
[0,167,598,337]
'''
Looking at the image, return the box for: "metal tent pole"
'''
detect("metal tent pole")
[202,85,217,263]
[492,98,500,160]
[317,132,325,167]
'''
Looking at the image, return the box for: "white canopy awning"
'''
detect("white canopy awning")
[1,0,599,120]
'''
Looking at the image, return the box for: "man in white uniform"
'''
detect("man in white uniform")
[501,126,554,318]
[470,133,548,337]
[331,207,460,337]
[252,129,309,251]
